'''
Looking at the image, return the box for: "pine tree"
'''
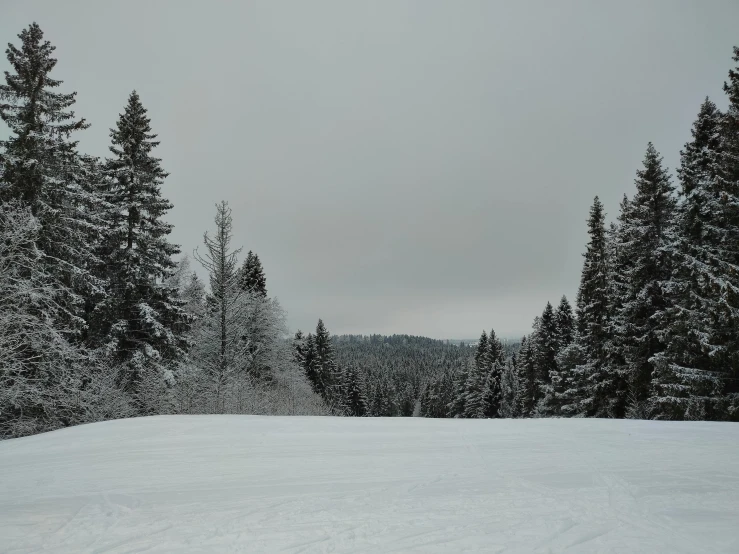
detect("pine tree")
[464,361,486,418]
[463,331,488,417]
[487,329,505,365]
[0,203,88,435]
[565,197,611,415]
[483,329,504,417]
[576,197,610,356]
[238,251,267,297]
[649,98,728,418]
[536,296,576,414]
[613,144,677,416]
[91,91,188,392]
[716,47,739,415]
[419,371,455,418]
[302,333,318,391]
[475,330,489,369]
[498,357,519,418]
[449,362,469,417]
[534,302,558,414]
[516,333,538,417]
[293,330,306,367]
[370,377,398,417]
[555,341,588,415]
[588,205,631,417]
[342,365,368,416]
[555,296,575,350]
[0,23,105,334]
[313,319,342,410]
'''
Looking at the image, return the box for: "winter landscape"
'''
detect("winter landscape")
[2,2,739,552]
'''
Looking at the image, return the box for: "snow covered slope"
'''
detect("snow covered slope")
[1,416,738,553]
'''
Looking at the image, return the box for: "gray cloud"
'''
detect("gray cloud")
[2,0,738,338]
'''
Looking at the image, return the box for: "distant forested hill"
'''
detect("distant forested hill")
[332,334,518,416]
[333,335,470,416]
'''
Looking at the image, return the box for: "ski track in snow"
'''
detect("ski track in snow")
[1,416,738,553]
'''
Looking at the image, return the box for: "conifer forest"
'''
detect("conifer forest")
[2,22,739,439]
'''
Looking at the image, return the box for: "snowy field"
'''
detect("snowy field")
[1,416,738,553]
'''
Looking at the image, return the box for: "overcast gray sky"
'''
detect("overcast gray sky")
[2,1,738,339]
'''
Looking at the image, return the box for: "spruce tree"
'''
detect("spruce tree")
[0,23,105,333]
[576,197,610,353]
[483,329,504,417]
[566,197,610,414]
[555,296,575,350]
[512,338,531,416]
[463,331,488,418]
[616,144,677,415]
[238,251,267,297]
[716,47,739,413]
[293,330,306,367]
[474,330,489,370]
[516,332,538,416]
[313,319,342,409]
[590,205,632,417]
[342,365,368,416]
[650,98,728,418]
[464,353,487,419]
[302,333,318,391]
[487,329,505,366]
[539,298,571,416]
[534,302,558,413]
[498,357,519,418]
[555,340,588,415]
[0,202,95,435]
[449,362,469,417]
[92,91,188,391]
[370,377,398,417]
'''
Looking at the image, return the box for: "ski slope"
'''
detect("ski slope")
[1,416,738,553]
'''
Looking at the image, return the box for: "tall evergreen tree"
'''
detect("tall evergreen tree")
[576,197,610,355]
[650,98,728,418]
[449,362,469,418]
[555,296,575,350]
[498,356,519,418]
[302,333,318,391]
[0,23,104,334]
[293,330,306,367]
[313,319,342,410]
[342,365,368,416]
[483,329,504,417]
[91,91,188,391]
[534,302,558,412]
[716,47,739,414]
[590,203,633,417]
[238,251,267,297]
[559,198,611,416]
[615,143,677,415]
[474,330,489,369]
[516,331,538,417]
[539,296,575,416]
[463,331,489,418]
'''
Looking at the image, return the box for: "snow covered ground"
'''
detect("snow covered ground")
[1,416,738,553]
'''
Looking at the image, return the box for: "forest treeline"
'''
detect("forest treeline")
[0,24,326,438]
[419,45,739,422]
[2,23,739,438]
[297,44,739,423]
